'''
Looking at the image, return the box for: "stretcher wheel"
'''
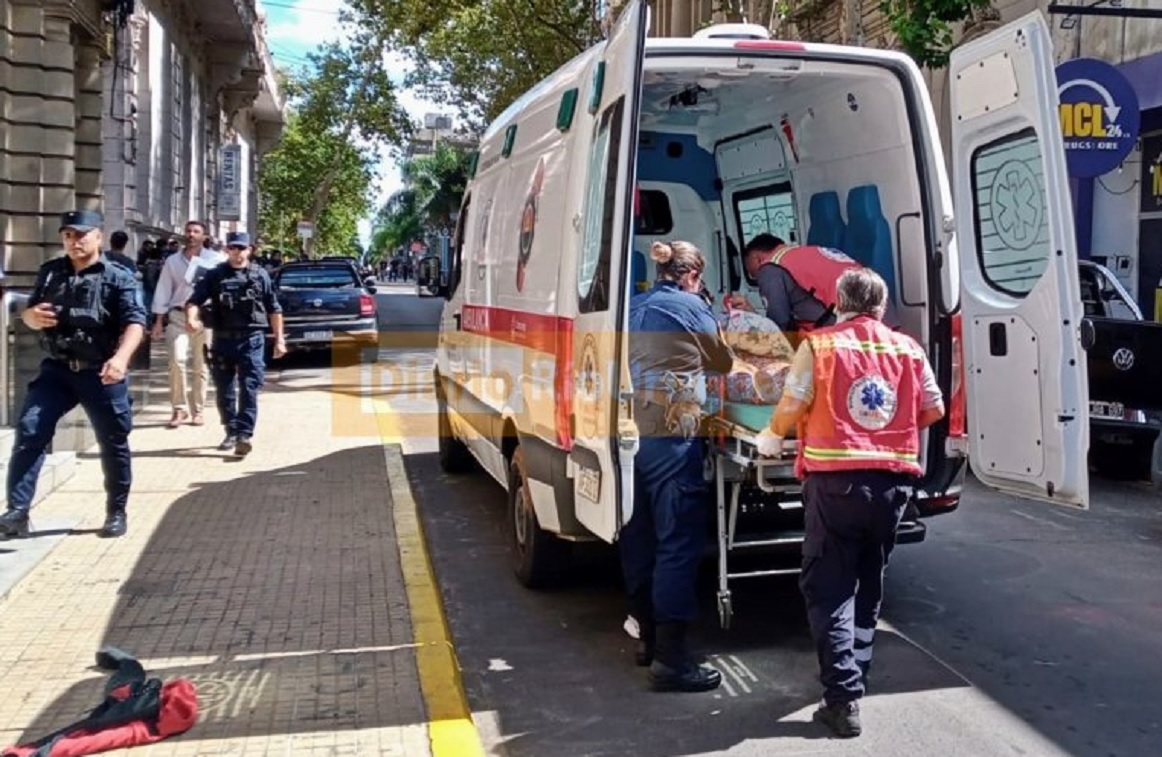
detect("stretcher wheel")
[717,591,733,630]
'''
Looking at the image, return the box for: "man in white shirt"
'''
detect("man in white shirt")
[151,220,227,427]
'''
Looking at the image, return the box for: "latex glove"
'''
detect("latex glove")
[755,427,784,458]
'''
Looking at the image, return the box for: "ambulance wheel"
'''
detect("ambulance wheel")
[436,390,473,473]
[509,446,569,589]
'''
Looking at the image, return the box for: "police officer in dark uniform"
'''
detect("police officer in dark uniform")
[622,240,734,693]
[185,232,285,457]
[0,210,147,539]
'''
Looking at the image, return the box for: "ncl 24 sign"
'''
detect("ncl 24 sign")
[1055,58,1140,179]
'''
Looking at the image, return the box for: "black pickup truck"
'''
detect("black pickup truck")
[270,259,379,362]
[1080,260,1162,480]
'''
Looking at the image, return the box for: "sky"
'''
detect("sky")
[258,0,447,247]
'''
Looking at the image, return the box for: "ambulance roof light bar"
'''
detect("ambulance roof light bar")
[692,23,772,41]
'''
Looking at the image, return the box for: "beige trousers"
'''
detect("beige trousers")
[165,309,209,413]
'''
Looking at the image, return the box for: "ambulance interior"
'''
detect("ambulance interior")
[630,55,939,437]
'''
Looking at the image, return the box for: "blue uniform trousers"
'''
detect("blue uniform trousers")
[210,332,265,437]
[619,432,708,624]
[799,470,913,705]
[8,359,133,513]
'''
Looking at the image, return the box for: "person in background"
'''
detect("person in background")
[755,268,944,738]
[150,220,227,428]
[623,240,734,694]
[186,231,285,456]
[105,231,137,275]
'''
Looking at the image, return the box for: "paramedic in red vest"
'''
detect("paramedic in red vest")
[754,268,944,739]
[732,233,861,337]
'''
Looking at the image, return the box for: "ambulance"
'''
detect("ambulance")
[431,2,1091,597]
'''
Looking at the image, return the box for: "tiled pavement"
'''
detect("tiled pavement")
[0,356,446,756]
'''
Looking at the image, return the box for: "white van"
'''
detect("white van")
[432,3,1091,599]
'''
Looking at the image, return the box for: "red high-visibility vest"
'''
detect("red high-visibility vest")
[793,316,926,479]
[767,245,861,331]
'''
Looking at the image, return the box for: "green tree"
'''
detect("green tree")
[345,0,606,127]
[368,189,424,259]
[879,0,996,69]
[406,143,473,231]
[258,111,373,255]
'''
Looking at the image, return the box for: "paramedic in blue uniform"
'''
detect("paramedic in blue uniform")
[184,232,285,457]
[756,268,944,738]
[623,240,735,693]
[0,210,146,539]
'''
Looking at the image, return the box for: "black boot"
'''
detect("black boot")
[813,700,862,738]
[101,510,127,538]
[647,622,721,693]
[0,509,30,538]
[629,590,655,667]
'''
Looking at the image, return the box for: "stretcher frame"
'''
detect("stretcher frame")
[706,415,803,629]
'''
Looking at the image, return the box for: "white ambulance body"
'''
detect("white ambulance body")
[432,2,1091,588]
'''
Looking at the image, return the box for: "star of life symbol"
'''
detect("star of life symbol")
[847,375,897,431]
[990,160,1043,252]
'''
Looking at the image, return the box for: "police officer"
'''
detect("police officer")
[623,240,734,693]
[0,210,147,539]
[756,268,944,737]
[185,232,285,456]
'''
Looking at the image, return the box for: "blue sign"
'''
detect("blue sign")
[1055,58,1140,179]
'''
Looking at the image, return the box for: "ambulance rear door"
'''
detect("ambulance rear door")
[570,0,648,542]
[949,12,1090,508]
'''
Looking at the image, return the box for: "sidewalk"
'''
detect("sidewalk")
[0,354,476,756]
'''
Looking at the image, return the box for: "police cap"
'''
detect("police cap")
[226,231,251,249]
[59,209,103,233]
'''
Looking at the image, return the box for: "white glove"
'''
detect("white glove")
[755,427,784,458]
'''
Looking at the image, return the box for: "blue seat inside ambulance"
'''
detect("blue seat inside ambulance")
[806,191,845,249]
[843,185,895,299]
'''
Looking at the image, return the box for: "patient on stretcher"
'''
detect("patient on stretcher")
[706,310,796,432]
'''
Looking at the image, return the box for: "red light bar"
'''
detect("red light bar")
[734,40,807,52]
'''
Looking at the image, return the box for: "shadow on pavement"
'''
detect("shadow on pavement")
[403,451,968,757]
[13,444,426,748]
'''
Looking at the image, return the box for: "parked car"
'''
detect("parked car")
[1080,260,1162,480]
[270,259,379,362]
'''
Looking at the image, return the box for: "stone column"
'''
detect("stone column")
[102,13,144,240]
[75,41,104,215]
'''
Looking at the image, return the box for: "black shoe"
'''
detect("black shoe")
[628,591,655,667]
[813,700,862,738]
[648,622,721,692]
[100,511,127,538]
[234,436,252,456]
[219,434,237,451]
[0,509,30,538]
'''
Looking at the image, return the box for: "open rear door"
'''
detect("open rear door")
[949,12,1090,509]
[569,0,648,541]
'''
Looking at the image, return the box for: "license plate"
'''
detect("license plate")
[577,467,601,502]
[303,330,332,341]
[1090,400,1125,420]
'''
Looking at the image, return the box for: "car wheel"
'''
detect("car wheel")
[508,446,570,589]
[436,388,474,474]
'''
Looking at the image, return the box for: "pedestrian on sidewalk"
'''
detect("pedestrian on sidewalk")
[185,232,285,456]
[755,268,945,738]
[150,220,226,429]
[0,210,147,540]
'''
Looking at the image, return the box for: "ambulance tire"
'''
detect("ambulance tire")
[437,391,474,473]
[508,446,569,589]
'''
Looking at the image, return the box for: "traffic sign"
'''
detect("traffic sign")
[297,221,314,239]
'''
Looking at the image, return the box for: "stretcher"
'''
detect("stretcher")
[705,400,804,629]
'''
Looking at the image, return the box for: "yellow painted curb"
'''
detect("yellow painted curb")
[377,400,487,757]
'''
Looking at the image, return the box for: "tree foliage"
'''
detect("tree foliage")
[368,144,473,258]
[879,0,996,69]
[258,110,373,255]
[345,0,606,127]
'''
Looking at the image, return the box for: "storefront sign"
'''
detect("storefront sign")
[1055,58,1140,179]
[1142,133,1162,214]
[218,144,243,222]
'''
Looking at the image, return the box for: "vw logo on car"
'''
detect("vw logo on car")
[1112,347,1135,371]
[312,298,323,308]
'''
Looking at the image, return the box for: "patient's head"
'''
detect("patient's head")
[836,267,888,320]
[651,240,705,294]
[743,233,786,278]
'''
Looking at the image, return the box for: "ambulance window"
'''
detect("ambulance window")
[578,96,625,313]
[733,182,796,246]
[970,129,1050,297]
[635,190,673,235]
[449,195,469,297]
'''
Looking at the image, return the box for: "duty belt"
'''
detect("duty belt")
[215,329,258,339]
[635,389,671,406]
[53,357,103,372]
